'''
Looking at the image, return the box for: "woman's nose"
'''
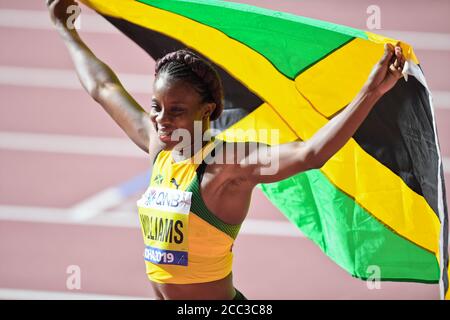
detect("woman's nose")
[155,109,170,124]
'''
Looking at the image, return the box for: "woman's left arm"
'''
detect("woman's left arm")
[242,43,405,184]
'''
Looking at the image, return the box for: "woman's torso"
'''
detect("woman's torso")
[141,140,254,300]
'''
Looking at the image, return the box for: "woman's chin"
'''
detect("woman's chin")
[157,138,178,150]
[158,140,174,150]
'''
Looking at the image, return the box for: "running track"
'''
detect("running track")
[0,0,449,299]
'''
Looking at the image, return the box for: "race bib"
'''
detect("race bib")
[137,186,192,266]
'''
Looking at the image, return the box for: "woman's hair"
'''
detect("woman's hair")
[154,49,224,121]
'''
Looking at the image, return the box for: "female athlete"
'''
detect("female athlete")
[47,0,405,300]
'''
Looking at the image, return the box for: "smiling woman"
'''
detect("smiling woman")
[46,0,425,300]
[149,49,223,155]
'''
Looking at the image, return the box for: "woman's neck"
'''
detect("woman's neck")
[171,119,213,163]
[171,139,211,163]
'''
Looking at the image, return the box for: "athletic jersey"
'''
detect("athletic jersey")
[136,139,242,284]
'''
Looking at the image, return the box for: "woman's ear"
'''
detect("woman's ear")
[203,102,216,119]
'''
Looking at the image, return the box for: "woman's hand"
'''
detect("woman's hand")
[365,43,406,96]
[46,0,79,30]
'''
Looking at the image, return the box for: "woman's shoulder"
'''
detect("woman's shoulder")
[212,140,265,166]
[206,140,262,187]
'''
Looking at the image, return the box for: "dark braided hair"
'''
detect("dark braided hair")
[154,49,224,121]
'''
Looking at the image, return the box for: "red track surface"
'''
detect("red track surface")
[0,0,448,299]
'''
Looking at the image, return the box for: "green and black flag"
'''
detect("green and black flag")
[80,0,449,299]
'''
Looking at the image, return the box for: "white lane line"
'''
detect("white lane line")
[0,205,139,227]
[0,288,149,300]
[381,30,450,52]
[0,132,147,158]
[433,91,450,110]
[0,205,305,238]
[0,131,448,174]
[444,157,450,174]
[0,65,448,109]
[0,66,154,94]
[68,187,125,222]
[0,9,117,34]
[1,9,450,51]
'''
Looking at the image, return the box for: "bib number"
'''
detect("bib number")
[137,186,192,267]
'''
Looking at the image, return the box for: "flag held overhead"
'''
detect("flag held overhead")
[79,0,449,299]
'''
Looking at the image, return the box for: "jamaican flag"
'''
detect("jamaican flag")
[79,0,449,299]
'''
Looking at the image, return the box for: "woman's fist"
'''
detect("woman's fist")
[365,43,406,96]
[46,0,80,29]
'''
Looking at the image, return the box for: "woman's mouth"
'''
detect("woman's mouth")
[158,130,173,142]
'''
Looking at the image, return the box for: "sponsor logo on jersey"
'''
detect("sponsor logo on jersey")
[137,187,192,214]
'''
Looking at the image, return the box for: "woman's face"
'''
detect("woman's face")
[150,75,210,151]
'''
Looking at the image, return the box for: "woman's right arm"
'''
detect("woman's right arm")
[47,0,154,153]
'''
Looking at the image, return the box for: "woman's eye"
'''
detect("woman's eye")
[171,108,185,114]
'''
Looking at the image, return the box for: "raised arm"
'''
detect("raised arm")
[242,43,405,184]
[46,0,154,153]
